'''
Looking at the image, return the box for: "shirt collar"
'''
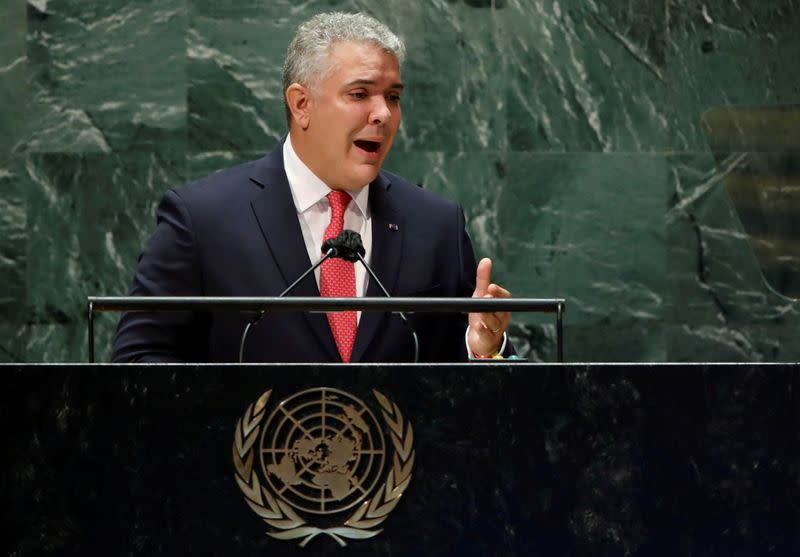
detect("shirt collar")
[283,135,370,217]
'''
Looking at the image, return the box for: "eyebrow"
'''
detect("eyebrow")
[345,79,404,90]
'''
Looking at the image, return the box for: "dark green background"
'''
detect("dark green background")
[2,0,799,363]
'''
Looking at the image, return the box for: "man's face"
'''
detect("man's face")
[290,41,403,191]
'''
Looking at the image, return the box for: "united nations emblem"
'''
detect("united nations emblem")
[232,388,415,547]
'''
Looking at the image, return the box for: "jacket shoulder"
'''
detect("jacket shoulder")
[172,158,263,207]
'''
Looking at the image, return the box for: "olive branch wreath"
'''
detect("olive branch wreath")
[232,389,415,547]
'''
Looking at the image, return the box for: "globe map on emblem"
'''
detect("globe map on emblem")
[259,388,387,514]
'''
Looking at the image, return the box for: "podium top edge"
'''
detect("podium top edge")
[87,296,566,313]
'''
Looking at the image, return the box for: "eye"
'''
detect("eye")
[349,91,368,100]
[386,93,402,104]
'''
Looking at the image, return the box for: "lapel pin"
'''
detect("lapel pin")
[388,223,399,231]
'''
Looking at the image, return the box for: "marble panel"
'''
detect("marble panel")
[187,5,292,155]
[665,0,800,150]
[666,153,800,361]
[0,0,29,360]
[498,0,670,151]
[498,152,668,327]
[0,1,28,159]
[700,107,800,298]
[564,321,667,362]
[666,152,766,325]
[666,154,800,310]
[505,323,560,362]
[666,320,800,362]
[0,320,94,363]
[24,0,187,154]
[23,150,186,362]
[0,159,28,328]
[26,322,94,363]
[0,323,27,363]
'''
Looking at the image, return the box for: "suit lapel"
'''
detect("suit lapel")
[352,174,403,362]
[248,146,340,361]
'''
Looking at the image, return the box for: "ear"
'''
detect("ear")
[286,84,312,130]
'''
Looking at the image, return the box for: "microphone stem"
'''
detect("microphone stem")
[356,253,419,364]
[280,249,334,298]
[239,249,334,363]
[240,246,420,364]
[356,253,390,298]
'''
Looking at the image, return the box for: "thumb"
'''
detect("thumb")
[473,258,493,297]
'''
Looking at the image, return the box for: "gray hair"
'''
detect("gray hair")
[282,12,406,126]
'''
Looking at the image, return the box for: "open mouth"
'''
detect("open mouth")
[354,139,381,153]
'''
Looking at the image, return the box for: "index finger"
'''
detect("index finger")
[474,257,493,296]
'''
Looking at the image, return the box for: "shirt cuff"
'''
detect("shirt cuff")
[465,326,507,360]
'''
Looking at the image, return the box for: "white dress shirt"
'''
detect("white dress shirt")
[283,136,372,322]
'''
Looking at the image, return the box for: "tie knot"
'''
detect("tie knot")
[328,190,351,218]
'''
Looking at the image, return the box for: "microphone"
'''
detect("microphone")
[328,231,420,363]
[238,230,420,363]
[321,230,365,262]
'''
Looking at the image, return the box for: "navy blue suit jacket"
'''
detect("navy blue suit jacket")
[112,144,480,363]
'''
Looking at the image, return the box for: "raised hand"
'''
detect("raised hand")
[467,258,512,357]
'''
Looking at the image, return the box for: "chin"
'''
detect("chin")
[344,167,382,189]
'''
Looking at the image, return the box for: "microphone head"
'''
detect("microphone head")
[337,230,365,261]
[321,230,365,262]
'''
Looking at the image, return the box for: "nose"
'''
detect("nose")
[369,97,391,125]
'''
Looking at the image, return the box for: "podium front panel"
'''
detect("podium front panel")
[2,363,798,555]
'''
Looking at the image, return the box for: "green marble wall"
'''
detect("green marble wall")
[2,0,799,363]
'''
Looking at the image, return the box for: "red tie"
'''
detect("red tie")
[320,190,357,362]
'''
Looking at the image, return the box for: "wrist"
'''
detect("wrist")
[465,327,508,360]
[472,348,503,359]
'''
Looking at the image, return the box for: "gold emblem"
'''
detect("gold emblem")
[232,388,415,547]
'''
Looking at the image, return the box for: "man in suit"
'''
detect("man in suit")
[112,12,511,363]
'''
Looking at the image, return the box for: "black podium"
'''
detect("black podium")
[3,362,799,556]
